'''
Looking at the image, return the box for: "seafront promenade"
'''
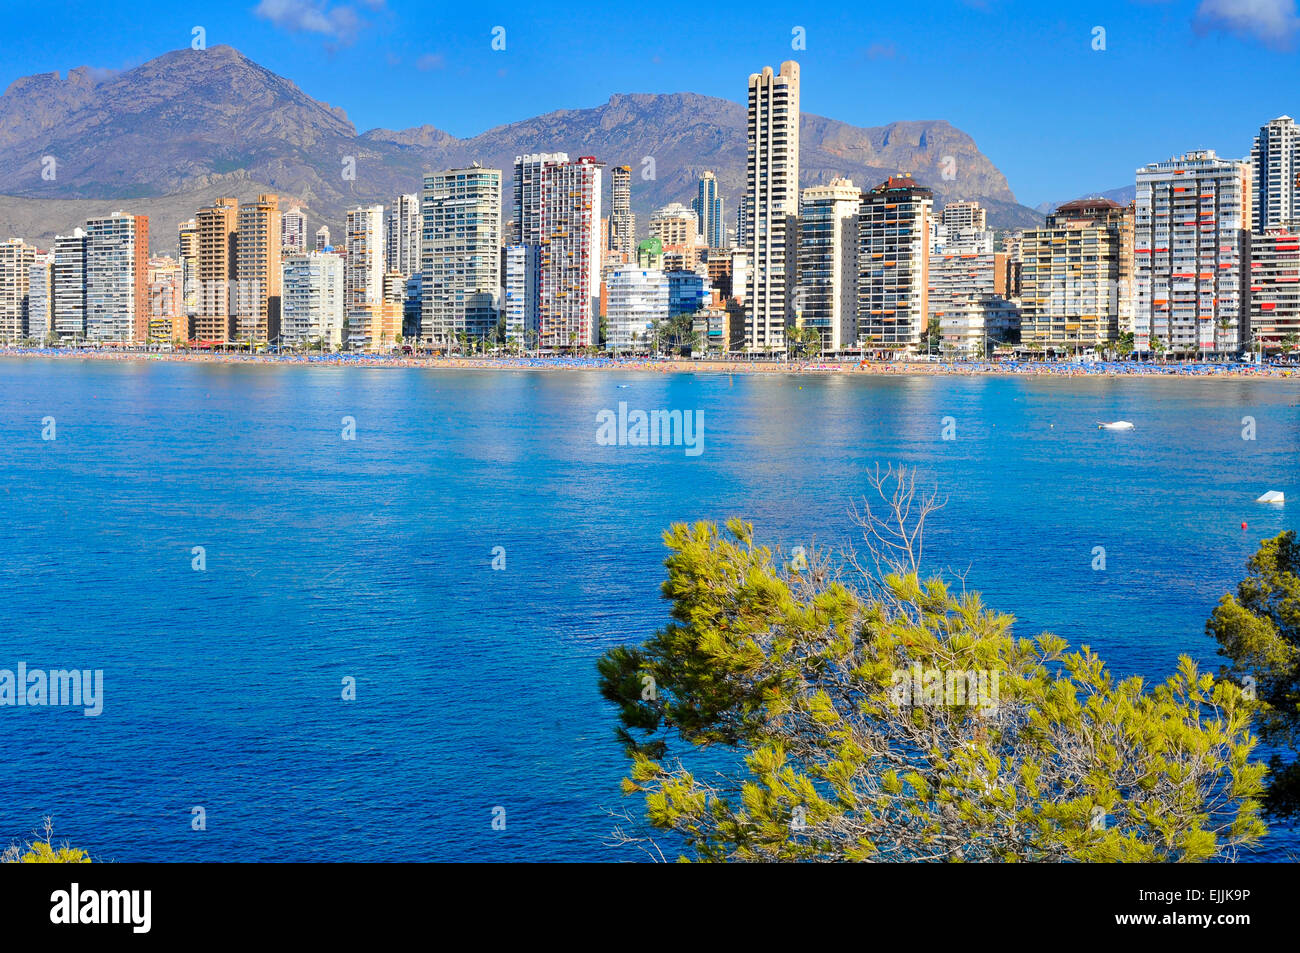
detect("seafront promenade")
[2,346,1298,380]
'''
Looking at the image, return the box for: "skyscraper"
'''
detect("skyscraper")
[858,176,932,355]
[84,212,149,343]
[503,244,539,346]
[1016,198,1130,354]
[1134,150,1250,355]
[53,228,87,342]
[195,198,238,345]
[282,251,344,347]
[608,165,635,263]
[27,254,53,343]
[281,206,307,255]
[177,219,199,330]
[796,177,860,353]
[421,166,502,346]
[386,193,421,277]
[606,268,668,352]
[235,194,282,343]
[1250,116,1300,230]
[744,61,800,353]
[940,201,987,231]
[0,238,36,342]
[315,226,331,252]
[649,202,700,269]
[693,171,725,249]
[512,153,603,349]
[344,205,386,349]
[146,257,184,344]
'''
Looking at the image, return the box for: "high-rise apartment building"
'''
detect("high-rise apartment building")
[650,202,700,269]
[608,165,635,263]
[282,206,307,255]
[146,257,184,343]
[27,254,53,342]
[421,167,502,345]
[177,219,199,326]
[940,201,988,231]
[744,61,800,353]
[858,175,932,354]
[53,228,87,341]
[1134,150,1250,355]
[315,226,331,252]
[84,212,149,343]
[1250,116,1300,230]
[927,245,1008,346]
[512,153,603,349]
[386,193,421,277]
[693,171,725,249]
[1017,198,1132,353]
[235,194,281,343]
[606,267,669,352]
[282,251,344,347]
[1248,228,1300,349]
[344,205,386,348]
[503,244,539,346]
[195,198,238,345]
[0,238,36,342]
[795,177,860,352]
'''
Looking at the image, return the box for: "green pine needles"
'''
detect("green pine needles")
[600,482,1268,862]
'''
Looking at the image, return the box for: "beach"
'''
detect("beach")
[2,346,1298,380]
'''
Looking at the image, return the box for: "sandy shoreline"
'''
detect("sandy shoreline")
[2,348,1298,380]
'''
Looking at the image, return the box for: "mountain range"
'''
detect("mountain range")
[0,45,1043,254]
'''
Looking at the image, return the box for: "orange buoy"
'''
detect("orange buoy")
[1242,522,1248,530]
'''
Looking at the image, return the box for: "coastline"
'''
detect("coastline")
[1,347,1298,380]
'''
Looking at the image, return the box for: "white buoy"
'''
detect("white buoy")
[1099,421,1135,431]
[1256,491,1285,504]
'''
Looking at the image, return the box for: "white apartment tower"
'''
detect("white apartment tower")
[84,212,148,344]
[1134,150,1250,355]
[744,61,800,353]
[795,178,860,352]
[606,268,669,352]
[421,167,502,346]
[282,251,344,347]
[28,254,53,342]
[344,205,386,349]
[282,206,307,254]
[386,193,421,277]
[1250,116,1300,230]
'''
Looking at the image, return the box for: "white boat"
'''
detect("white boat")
[1256,491,1286,504]
[1098,421,1135,431]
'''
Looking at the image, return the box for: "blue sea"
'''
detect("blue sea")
[1,358,1297,861]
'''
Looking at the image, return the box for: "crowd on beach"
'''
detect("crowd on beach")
[1,345,1297,379]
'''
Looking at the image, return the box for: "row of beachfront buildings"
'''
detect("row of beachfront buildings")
[2,61,1300,358]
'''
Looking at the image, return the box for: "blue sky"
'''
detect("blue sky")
[2,0,1298,207]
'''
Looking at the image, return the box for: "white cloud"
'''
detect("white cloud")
[1194,0,1300,49]
[253,0,386,42]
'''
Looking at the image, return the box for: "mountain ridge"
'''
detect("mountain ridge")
[0,45,1043,252]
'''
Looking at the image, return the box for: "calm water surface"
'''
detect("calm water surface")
[1,359,1297,861]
